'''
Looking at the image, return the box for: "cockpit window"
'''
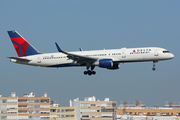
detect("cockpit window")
[163,51,170,53]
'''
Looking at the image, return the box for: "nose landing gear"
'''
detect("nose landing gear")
[152,61,158,71]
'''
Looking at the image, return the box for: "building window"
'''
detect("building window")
[66,115,74,118]
[2,99,7,103]
[1,105,7,109]
[18,100,27,103]
[41,99,49,103]
[1,116,7,119]
[34,99,40,103]
[80,103,90,107]
[34,105,40,109]
[66,109,74,112]
[28,110,40,114]
[61,109,65,113]
[50,109,56,112]
[101,109,107,112]
[91,104,96,106]
[18,105,27,108]
[28,105,34,109]
[1,111,7,114]
[40,105,50,108]
[41,117,50,119]
[41,111,50,114]
[82,114,90,117]
[7,99,17,103]
[29,116,40,119]
[61,115,65,118]
[18,111,27,113]
[80,109,90,112]
[28,99,34,103]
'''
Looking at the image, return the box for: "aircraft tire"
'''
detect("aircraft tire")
[88,70,92,76]
[84,71,87,75]
[152,68,156,71]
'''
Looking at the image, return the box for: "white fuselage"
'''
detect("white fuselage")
[11,47,174,68]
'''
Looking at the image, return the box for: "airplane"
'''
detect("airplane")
[7,30,174,76]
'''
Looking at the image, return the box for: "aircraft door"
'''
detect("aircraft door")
[154,50,158,56]
[121,48,126,58]
[37,57,41,63]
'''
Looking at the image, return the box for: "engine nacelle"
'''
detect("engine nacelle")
[107,63,120,70]
[99,59,113,68]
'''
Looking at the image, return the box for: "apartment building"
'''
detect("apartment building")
[50,102,75,120]
[117,114,180,120]
[117,101,180,116]
[0,92,50,120]
[70,96,117,120]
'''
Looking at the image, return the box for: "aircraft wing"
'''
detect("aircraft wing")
[55,43,97,64]
[7,57,31,62]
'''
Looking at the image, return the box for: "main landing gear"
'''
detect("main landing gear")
[152,61,158,71]
[84,70,96,75]
[84,65,96,75]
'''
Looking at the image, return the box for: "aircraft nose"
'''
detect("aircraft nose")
[169,53,174,59]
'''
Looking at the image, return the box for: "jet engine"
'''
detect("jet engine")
[95,59,120,70]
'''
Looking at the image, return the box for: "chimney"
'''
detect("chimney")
[124,101,128,106]
[11,92,16,97]
[104,98,110,101]
[50,100,54,105]
[136,100,139,106]
[69,100,72,107]
[169,102,173,106]
[44,92,47,97]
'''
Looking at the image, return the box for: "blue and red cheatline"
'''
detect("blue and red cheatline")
[7,30,40,57]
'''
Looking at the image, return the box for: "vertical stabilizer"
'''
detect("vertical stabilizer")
[7,30,40,57]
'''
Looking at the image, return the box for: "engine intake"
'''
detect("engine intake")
[99,59,113,68]
[96,59,120,70]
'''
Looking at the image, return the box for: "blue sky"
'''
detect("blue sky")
[0,0,179,106]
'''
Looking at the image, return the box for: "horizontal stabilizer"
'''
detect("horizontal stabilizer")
[7,57,31,62]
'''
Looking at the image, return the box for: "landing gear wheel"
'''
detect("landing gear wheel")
[87,70,92,76]
[92,71,96,75]
[84,70,96,75]
[152,68,156,71]
[84,71,87,75]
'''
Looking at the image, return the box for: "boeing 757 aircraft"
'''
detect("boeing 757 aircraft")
[7,30,174,75]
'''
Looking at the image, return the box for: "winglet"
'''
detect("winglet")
[55,42,63,52]
[79,48,83,51]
